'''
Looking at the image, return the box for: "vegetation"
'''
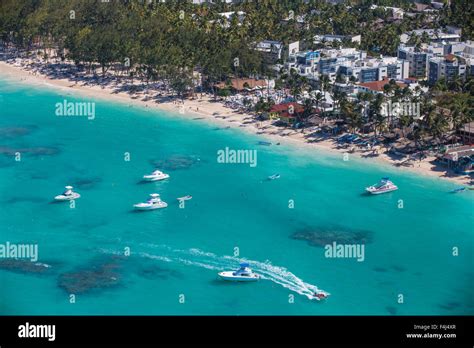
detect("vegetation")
[0,0,472,152]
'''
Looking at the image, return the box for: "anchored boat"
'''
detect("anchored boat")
[142,170,169,182]
[54,186,80,201]
[133,193,168,210]
[366,177,398,195]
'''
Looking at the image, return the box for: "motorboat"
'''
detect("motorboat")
[133,193,168,210]
[312,291,330,301]
[54,186,80,201]
[177,195,192,201]
[218,263,260,282]
[268,174,280,180]
[142,170,169,182]
[366,177,398,195]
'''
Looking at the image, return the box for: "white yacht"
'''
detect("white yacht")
[133,193,168,210]
[218,263,260,282]
[142,170,170,182]
[54,186,80,201]
[366,177,398,195]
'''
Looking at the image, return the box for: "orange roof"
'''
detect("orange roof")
[359,78,407,92]
[270,102,304,117]
[445,54,457,62]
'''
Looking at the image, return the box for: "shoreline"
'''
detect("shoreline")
[0,60,470,186]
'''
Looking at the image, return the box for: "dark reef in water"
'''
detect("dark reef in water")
[0,146,60,157]
[0,126,37,138]
[386,306,397,315]
[391,265,406,272]
[0,259,54,275]
[438,302,460,311]
[57,255,125,294]
[149,154,201,171]
[373,267,387,273]
[71,176,102,189]
[291,225,374,247]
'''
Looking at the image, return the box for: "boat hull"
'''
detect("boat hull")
[218,271,260,282]
[366,187,398,195]
[143,175,169,182]
[54,193,80,201]
[133,203,168,210]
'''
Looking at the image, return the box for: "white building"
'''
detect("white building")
[400,29,461,44]
[314,34,362,45]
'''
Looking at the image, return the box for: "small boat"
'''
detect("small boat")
[313,291,330,301]
[133,193,168,210]
[258,141,272,146]
[450,187,466,193]
[218,263,260,282]
[54,186,80,201]
[177,195,192,201]
[142,170,169,182]
[268,174,280,180]
[366,177,398,195]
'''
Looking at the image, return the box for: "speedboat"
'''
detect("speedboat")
[268,174,280,180]
[366,177,398,195]
[142,170,169,182]
[54,186,80,201]
[177,195,192,201]
[218,263,260,282]
[312,291,330,301]
[449,187,466,193]
[133,193,168,210]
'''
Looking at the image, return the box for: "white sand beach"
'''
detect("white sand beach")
[0,60,470,185]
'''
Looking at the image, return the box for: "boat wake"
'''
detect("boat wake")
[102,244,329,300]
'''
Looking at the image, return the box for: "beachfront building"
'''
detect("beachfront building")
[438,145,474,173]
[269,102,304,125]
[458,122,474,145]
[357,78,407,94]
[214,78,268,93]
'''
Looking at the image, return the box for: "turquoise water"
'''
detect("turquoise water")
[0,77,473,315]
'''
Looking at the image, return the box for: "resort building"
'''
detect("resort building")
[369,5,405,19]
[357,78,407,94]
[397,45,429,78]
[400,29,461,45]
[428,54,466,85]
[314,34,362,45]
[255,40,284,64]
[458,122,474,145]
[438,145,474,173]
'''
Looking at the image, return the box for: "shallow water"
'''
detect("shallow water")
[0,77,473,315]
